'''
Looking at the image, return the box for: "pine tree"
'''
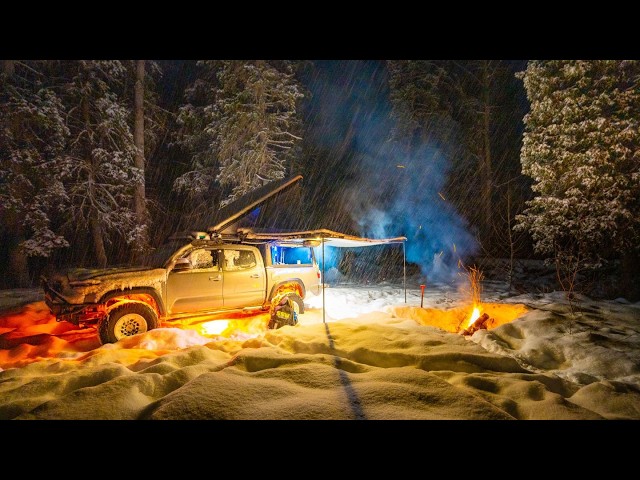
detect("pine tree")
[59,60,143,267]
[0,60,69,285]
[1,60,163,278]
[175,60,303,207]
[388,60,456,142]
[516,60,640,296]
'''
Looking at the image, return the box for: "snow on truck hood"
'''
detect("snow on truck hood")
[63,267,167,303]
[66,266,159,282]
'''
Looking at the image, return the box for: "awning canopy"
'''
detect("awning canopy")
[239,228,406,248]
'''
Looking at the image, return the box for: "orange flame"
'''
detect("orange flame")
[466,306,481,329]
[458,264,485,332]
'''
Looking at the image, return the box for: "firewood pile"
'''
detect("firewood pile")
[460,313,492,336]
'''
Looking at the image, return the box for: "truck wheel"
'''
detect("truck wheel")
[98,302,159,344]
[268,295,300,329]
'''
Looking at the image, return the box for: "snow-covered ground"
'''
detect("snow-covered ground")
[1,278,639,420]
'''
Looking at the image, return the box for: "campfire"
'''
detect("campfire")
[458,265,491,336]
[393,264,528,335]
[459,308,491,336]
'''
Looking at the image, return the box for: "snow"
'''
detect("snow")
[1,280,640,420]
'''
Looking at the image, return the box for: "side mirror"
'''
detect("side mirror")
[172,258,192,272]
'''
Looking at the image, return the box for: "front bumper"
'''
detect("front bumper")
[41,277,103,325]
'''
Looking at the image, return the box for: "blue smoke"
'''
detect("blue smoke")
[346,140,478,282]
[354,143,478,282]
[306,61,478,282]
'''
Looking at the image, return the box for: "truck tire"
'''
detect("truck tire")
[268,294,301,329]
[98,302,159,345]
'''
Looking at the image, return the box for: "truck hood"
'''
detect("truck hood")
[65,266,157,282]
[43,266,167,305]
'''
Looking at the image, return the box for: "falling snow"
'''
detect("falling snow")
[2,60,639,424]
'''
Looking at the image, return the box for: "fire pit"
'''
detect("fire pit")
[390,302,530,334]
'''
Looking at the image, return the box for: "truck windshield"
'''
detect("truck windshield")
[139,241,184,268]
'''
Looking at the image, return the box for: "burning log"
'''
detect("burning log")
[460,313,491,336]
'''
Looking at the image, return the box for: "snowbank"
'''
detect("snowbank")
[1,285,639,420]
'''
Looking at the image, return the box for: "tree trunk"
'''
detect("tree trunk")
[620,250,640,301]
[90,213,107,268]
[133,60,147,235]
[2,60,14,77]
[481,61,493,246]
[506,186,514,290]
[9,242,30,287]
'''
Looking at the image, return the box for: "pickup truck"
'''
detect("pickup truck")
[42,232,322,344]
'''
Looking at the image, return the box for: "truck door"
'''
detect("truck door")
[220,247,266,309]
[166,248,223,314]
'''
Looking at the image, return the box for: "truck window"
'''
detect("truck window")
[223,249,257,271]
[270,245,313,265]
[188,249,219,271]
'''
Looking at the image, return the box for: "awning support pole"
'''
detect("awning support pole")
[322,237,326,324]
[403,240,407,303]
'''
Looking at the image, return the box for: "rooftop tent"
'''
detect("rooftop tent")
[205,175,304,235]
[199,173,405,247]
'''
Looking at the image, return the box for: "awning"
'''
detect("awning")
[239,228,406,247]
[244,228,408,324]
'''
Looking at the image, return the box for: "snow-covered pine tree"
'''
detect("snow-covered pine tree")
[175,60,303,207]
[0,60,70,286]
[59,60,143,268]
[516,60,640,297]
